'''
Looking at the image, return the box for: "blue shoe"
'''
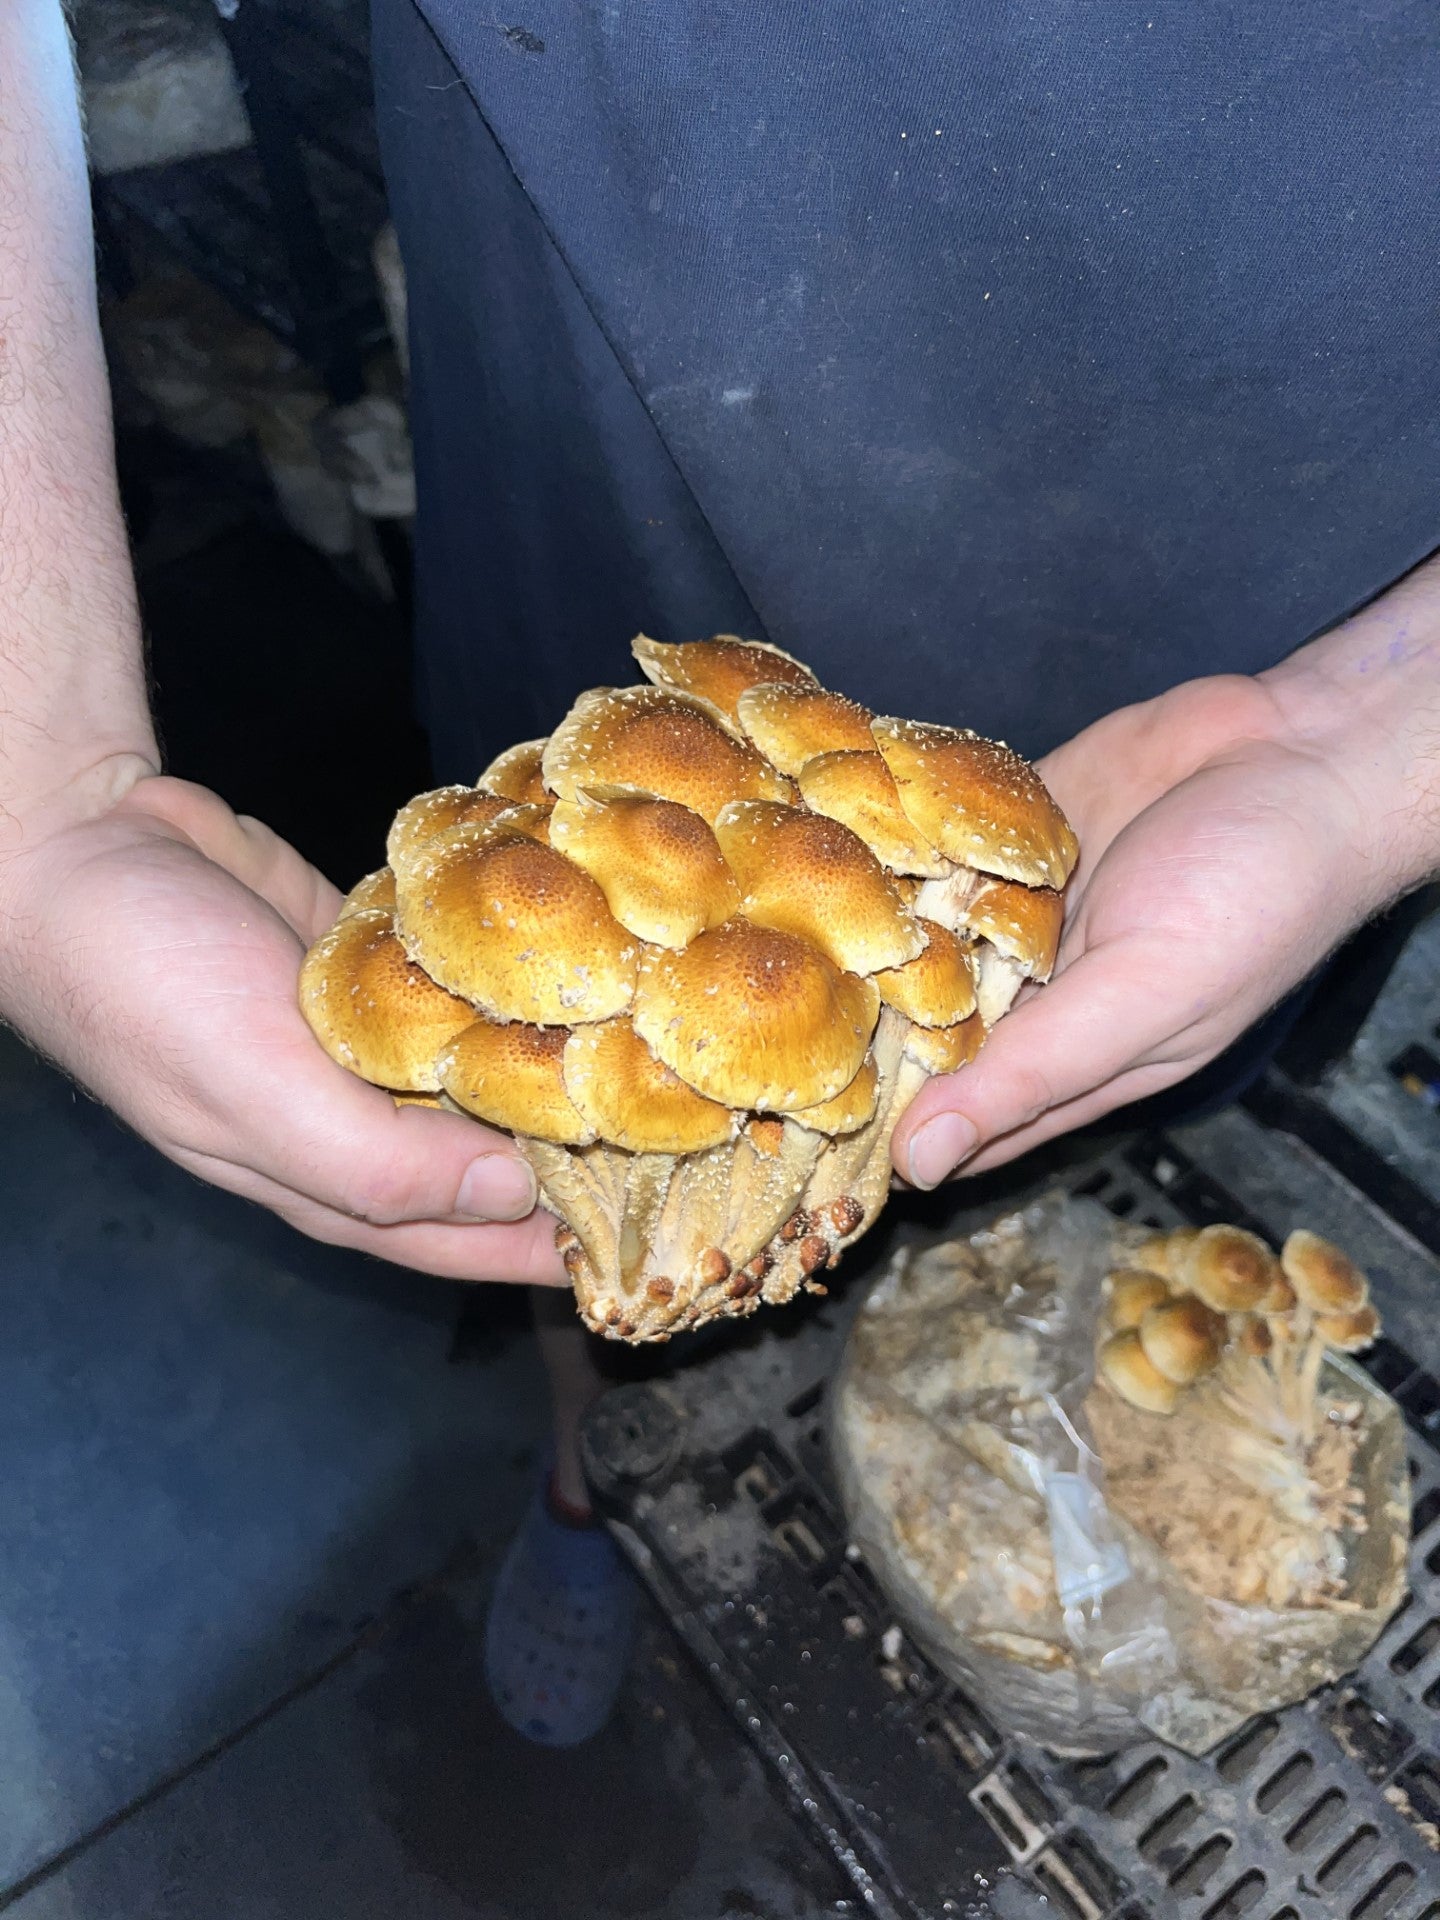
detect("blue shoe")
[483,1478,638,1747]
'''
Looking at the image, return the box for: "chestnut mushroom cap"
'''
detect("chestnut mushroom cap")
[871,715,1080,888]
[394,828,638,1025]
[478,737,549,804]
[1137,1296,1226,1384]
[387,785,515,866]
[1131,1225,1200,1282]
[438,1020,594,1145]
[954,875,1064,982]
[901,1010,986,1075]
[872,920,978,1027]
[561,1020,739,1154]
[795,749,951,876]
[299,909,475,1093]
[1281,1229,1370,1315]
[632,919,879,1111]
[1178,1223,1283,1312]
[788,1053,880,1134]
[714,799,924,975]
[544,684,791,823]
[1314,1302,1381,1352]
[548,790,740,948]
[338,866,397,920]
[1104,1268,1172,1332]
[1098,1328,1181,1415]
[735,681,877,776]
[631,631,815,726]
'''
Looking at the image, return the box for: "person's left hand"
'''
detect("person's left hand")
[890,671,1395,1186]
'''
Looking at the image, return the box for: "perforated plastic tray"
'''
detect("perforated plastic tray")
[584,1110,1440,1920]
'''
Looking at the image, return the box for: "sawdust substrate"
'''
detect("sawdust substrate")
[1084,1386,1363,1609]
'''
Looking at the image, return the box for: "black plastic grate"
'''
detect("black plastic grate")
[586,1125,1440,1920]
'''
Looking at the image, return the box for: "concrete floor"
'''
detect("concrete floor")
[0,505,842,1917]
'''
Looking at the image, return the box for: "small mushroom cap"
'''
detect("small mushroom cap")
[392,1091,443,1109]
[1314,1302,1381,1352]
[870,716,1079,888]
[1258,1272,1297,1315]
[1179,1224,1283,1312]
[1281,1229,1370,1314]
[714,800,925,974]
[735,682,876,777]
[1104,1268,1172,1332]
[901,1009,986,1075]
[1097,1329,1181,1415]
[394,829,638,1025]
[1131,1225,1200,1282]
[955,876,1064,981]
[795,750,950,876]
[787,1053,880,1134]
[632,919,878,1111]
[1138,1296,1225,1384]
[872,921,978,1027]
[339,867,397,920]
[562,1020,739,1153]
[438,1019,593,1145]
[1238,1317,1273,1358]
[478,737,549,804]
[631,632,815,726]
[300,909,476,1092]
[548,791,740,948]
[544,685,792,824]
[387,785,514,867]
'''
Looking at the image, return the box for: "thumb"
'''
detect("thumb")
[890,942,1175,1188]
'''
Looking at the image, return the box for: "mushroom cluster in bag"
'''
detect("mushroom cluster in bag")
[300,636,1078,1339]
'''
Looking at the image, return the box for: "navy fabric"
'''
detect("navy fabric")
[373,0,1440,779]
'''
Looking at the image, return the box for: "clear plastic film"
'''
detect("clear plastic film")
[831,1195,1410,1756]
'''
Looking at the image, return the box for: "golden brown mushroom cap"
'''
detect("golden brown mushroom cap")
[1104,1268,1171,1331]
[795,749,950,876]
[544,685,791,824]
[901,1009,986,1075]
[871,921,978,1027]
[1178,1224,1283,1312]
[1097,1328,1181,1415]
[478,737,550,804]
[387,785,514,867]
[1281,1229,1370,1314]
[1138,1296,1225,1384]
[632,919,878,1110]
[548,791,740,948]
[714,800,924,975]
[300,909,475,1092]
[394,829,638,1025]
[735,682,876,777]
[631,632,815,726]
[870,716,1079,888]
[1314,1302,1381,1352]
[438,1020,594,1144]
[1131,1225,1200,1282]
[339,867,397,920]
[787,1053,880,1134]
[955,876,1064,981]
[562,1020,740,1153]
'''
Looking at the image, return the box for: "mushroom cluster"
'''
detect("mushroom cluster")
[1097,1222,1379,1427]
[300,634,1077,1339]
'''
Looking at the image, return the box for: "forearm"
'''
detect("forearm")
[0,0,158,864]
[1261,553,1440,909]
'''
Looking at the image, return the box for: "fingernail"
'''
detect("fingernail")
[907,1113,979,1190]
[456,1154,537,1222]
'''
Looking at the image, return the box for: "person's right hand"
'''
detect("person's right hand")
[0,771,567,1285]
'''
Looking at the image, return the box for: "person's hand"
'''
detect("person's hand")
[891,670,1410,1187]
[0,772,566,1284]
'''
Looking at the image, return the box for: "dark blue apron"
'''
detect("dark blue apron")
[372,0,1440,784]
